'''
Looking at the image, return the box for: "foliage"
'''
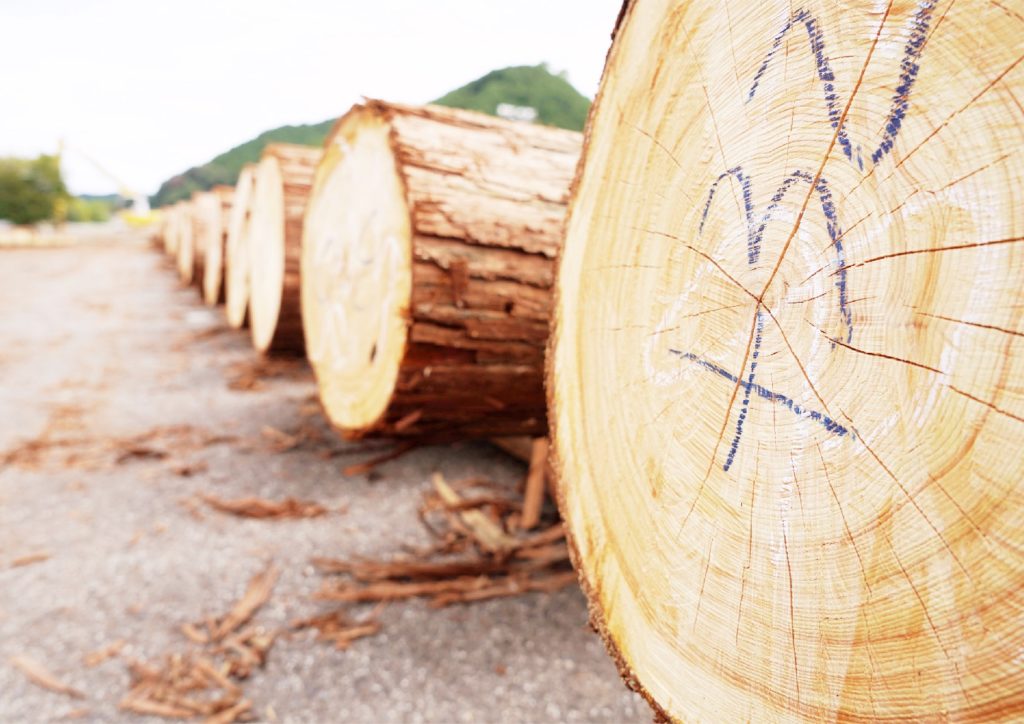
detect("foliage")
[432,64,590,131]
[0,154,70,225]
[150,64,590,207]
[67,196,113,222]
[150,120,334,207]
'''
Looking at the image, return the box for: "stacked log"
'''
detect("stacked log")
[164,202,184,257]
[225,164,258,328]
[175,200,196,285]
[199,185,234,306]
[301,101,581,439]
[189,190,218,290]
[248,144,320,353]
[549,0,1024,721]
[158,206,176,255]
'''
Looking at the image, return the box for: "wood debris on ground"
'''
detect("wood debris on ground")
[9,551,51,568]
[119,565,279,723]
[340,441,418,476]
[171,326,230,351]
[225,357,307,392]
[312,472,575,610]
[83,639,125,667]
[1,422,235,473]
[197,493,331,520]
[10,655,85,699]
[290,609,382,650]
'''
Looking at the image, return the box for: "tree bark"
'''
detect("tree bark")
[248,143,320,354]
[302,100,581,439]
[549,1,1024,721]
[225,164,257,329]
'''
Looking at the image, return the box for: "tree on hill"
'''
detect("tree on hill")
[433,64,590,131]
[150,64,590,207]
[150,120,335,207]
[0,155,69,225]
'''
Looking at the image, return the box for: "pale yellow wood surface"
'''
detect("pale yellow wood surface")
[248,143,320,354]
[175,200,195,285]
[551,0,1024,720]
[225,165,257,329]
[201,185,234,306]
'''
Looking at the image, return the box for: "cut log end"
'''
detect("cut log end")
[175,201,195,285]
[302,109,412,431]
[201,185,234,306]
[225,165,257,329]
[248,144,319,354]
[551,0,1024,721]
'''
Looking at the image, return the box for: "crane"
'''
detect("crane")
[57,139,154,224]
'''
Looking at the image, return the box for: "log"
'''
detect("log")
[549,1,1024,721]
[189,190,216,291]
[200,185,234,306]
[175,200,196,285]
[248,144,320,353]
[225,164,257,329]
[163,202,184,256]
[158,206,176,255]
[301,101,581,438]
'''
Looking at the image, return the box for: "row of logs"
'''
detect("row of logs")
[153,0,1024,715]
[157,103,580,443]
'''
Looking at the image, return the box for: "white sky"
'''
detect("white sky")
[2,0,621,196]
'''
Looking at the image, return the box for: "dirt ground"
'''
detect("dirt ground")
[0,234,647,723]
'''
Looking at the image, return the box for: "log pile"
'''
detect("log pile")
[301,101,581,439]
[142,10,1024,715]
[549,0,1024,721]
[225,164,258,329]
[247,144,320,354]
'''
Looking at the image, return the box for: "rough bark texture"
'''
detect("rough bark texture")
[361,101,579,438]
[254,143,319,354]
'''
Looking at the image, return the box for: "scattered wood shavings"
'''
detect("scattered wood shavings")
[312,473,575,609]
[291,610,381,650]
[83,639,125,667]
[10,655,85,699]
[120,565,279,722]
[9,552,51,568]
[197,494,330,520]
[226,357,306,392]
[342,442,418,476]
[208,565,280,641]
[260,426,300,453]
[119,654,249,722]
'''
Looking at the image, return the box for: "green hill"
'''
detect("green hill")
[151,64,589,207]
[151,120,334,207]
[433,64,590,131]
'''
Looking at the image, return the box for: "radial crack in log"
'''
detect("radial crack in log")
[549,0,1024,721]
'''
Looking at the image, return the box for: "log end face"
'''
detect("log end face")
[302,108,413,434]
[249,155,287,354]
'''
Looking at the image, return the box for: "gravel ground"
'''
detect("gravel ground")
[0,236,648,723]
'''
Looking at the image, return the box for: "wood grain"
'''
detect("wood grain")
[550,0,1024,720]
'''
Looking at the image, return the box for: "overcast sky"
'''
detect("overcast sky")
[2,1,621,196]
